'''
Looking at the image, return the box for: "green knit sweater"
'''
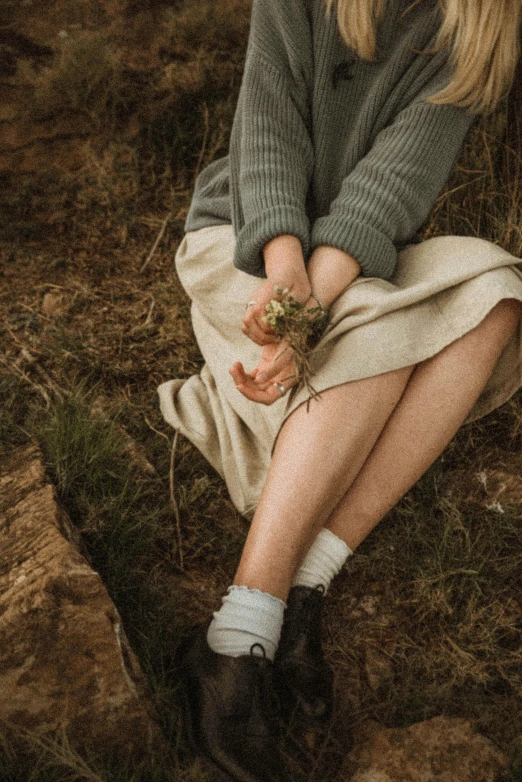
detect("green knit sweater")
[185,0,475,280]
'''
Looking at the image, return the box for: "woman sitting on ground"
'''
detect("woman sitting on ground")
[158,1,522,780]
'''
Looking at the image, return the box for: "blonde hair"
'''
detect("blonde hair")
[325,0,522,113]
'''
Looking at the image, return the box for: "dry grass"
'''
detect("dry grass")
[426,109,522,257]
[2,0,251,242]
[1,2,522,778]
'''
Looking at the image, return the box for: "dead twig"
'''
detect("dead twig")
[169,429,184,570]
[19,302,52,323]
[139,213,172,273]
[31,368,64,402]
[0,353,51,408]
[2,319,45,356]
[144,416,170,443]
[194,102,210,184]
[143,299,156,327]
[20,351,69,403]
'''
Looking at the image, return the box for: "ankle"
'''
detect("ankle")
[207,585,286,661]
[292,528,352,594]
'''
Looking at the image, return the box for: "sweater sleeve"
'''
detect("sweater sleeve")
[310,91,475,280]
[229,0,314,277]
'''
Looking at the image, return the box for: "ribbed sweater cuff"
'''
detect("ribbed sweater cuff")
[311,216,397,280]
[233,206,310,278]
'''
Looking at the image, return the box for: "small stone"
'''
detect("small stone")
[41,290,65,317]
[359,595,379,616]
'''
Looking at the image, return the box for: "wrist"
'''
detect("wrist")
[308,245,361,308]
[264,235,307,278]
[264,234,310,301]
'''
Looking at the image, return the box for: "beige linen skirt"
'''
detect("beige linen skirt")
[158,224,522,517]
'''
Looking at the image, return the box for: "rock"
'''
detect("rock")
[337,717,508,782]
[0,444,167,759]
[358,595,379,617]
[41,290,65,317]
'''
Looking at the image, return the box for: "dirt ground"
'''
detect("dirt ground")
[2,201,522,780]
[1,1,522,777]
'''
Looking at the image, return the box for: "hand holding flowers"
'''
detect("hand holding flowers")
[232,238,361,405]
[231,286,329,404]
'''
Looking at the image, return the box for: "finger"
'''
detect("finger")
[256,346,294,383]
[235,378,285,405]
[242,309,272,336]
[257,314,276,335]
[241,322,274,346]
[243,304,276,333]
[256,372,297,392]
[230,363,287,405]
[229,362,249,386]
[231,363,270,394]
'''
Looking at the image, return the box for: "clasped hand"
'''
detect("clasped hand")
[229,273,311,405]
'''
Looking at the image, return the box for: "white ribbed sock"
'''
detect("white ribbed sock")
[206,585,286,661]
[292,529,353,594]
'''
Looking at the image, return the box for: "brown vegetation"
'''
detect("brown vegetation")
[0,1,521,780]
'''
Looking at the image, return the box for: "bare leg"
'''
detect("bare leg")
[326,298,521,549]
[233,365,414,598]
[234,299,521,599]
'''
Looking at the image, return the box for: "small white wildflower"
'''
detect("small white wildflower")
[271,301,286,317]
[273,285,290,297]
[476,471,488,489]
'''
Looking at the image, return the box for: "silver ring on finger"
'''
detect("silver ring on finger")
[273,382,287,397]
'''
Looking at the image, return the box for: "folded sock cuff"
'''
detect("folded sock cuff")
[317,529,353,562]
[208,584,286,660]
[293,528,353,593]
[214,585,286,636]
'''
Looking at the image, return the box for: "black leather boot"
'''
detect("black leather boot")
[181,625,285,782]
[274,585,333,724]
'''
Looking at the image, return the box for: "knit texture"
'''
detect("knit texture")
[186,0,475,280]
